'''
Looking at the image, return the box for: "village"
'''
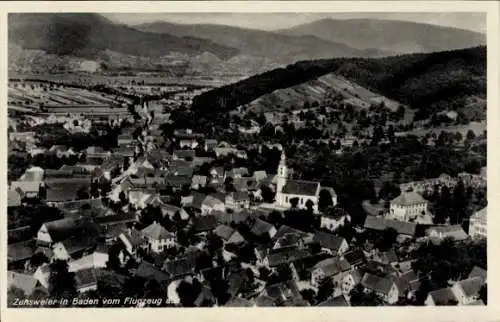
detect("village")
[7,76,487,308]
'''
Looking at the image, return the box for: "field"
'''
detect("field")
[8,81,120,109]
[396,120,487,138]
[245,73,402,113]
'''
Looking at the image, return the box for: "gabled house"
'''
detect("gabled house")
[311,256,351,287]
[320,208,351,232]
[426,225,469,244]
[342,269,363,295]
[74,268,105,293]
[225,191,250,210]
[37,218,97,246]
[312,231,349,256]
[52,235,97,261]
[451,277,484,305]
[360,273,399,304]
[425,287,458,306]
[8,271,46,297]
[141,222,176,253]
[214,225,245,245]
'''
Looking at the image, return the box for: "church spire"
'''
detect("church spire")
[277,150,288,193]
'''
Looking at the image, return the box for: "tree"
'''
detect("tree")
[76,185,90,200]
[48,260,76,301]
[466,130,476,141]
[260,185,275,203]
[123,157,130,171]
[318,189,334,212]
[290,197,299,209]
[316,276,334,303]
[90,180,100,198]
[377,227,398,251]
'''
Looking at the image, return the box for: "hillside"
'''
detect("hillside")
[245,73,402,113]
[279,18,486,54]
[135,22,392,65]
[8,13,239,59]
[191,46,486,120]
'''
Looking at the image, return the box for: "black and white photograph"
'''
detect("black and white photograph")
[4,4,491,310]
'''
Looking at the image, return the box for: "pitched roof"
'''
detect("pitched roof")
[214,225,236,241]
[141,222,174,240]
[318,295,350,307]
[59,235,97,255]
[224,297,254,307]
[427,225,468,241]
[250,219,275,237]
[8,271,40,295]
[10,181,41,194]
[8,190,22,207]
[361,273,396,295]
[74,268,104,290]
[313,231,346,252]
[192,215,218,232]
[468,266,487,282]
[457,277,484,297]
[8,241,35,262]
[163,257,196,278]
[45,183,87,202]
[428,287,458,305]
[364,216,417,236]
[391,191,427,206]
[43,218,96,243]
[267,246,311,267]
[343,249,366,266]
[313,257,351,276]
[281,179,319,196]
[135,261,170,283]
[255,294,276,307]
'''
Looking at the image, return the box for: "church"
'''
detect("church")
[274,152,337,213]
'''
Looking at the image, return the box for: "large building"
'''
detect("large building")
[275,152,336,213]
[389,191,428,222]
[469,207,487,239]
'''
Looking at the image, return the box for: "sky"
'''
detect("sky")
[101,12,486,33]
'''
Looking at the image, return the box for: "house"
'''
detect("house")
[173,149,196,161]
[141,222,176,253]
[469,207,487,239]
[209,167,225,181]
[45,182,89,205]
[264,281,305,306]
[389,191,428,222]
[37,218,97,246]
[119,227,146,255]
[8,241,35,270]
[74,268,105,293]
[8,271,46,297]
[136,261,170,285]
[201,195,226,215]
[163,257,197,279]
[226,191,250,210]
[68,248,109,272]
[118,134,134,146]
[425,287,458,306]
[342,249,366,268]
[318,295,350,307]
[192,215,218,234]
[342,269,363,295]
[312,231,349,256]
[468,266,487,283]
[159,204,190,221]
[33,264,51,289]
[10,181,42,199]
[20,166,45,181]
[426,225,469,244]
[273,225,311,249]
[204,139,218,152]
[179,138,199,149]
[52,235,97,261]
[226,167,249,179]
[191,175,208,190]
[311,256,351,287]
[248,218,277,240]
[265,246,311,268]
[8,189,23,208]
[451,277,484,305]
[214,225,245,245]
[360,273,399,304]
[364,216,417,239]
[320,208,351,232]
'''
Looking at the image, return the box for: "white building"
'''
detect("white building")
[141,222,175,253]
[274,152,336,213]
[469,207,487,239]
[389,191,428,222]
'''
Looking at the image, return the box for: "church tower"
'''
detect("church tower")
[276,151,288,193]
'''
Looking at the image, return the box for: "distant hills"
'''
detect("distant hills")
[8,13,238,59]
[279,18,486,54]
[8,14,487,76]
[192,46,486,121]
[135,22,392,65]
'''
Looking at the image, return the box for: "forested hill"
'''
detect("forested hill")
[191,46,485,119]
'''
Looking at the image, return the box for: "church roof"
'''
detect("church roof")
[282,180,319,196]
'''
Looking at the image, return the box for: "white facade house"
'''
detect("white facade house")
[141,222,175,253]
[389,191,428,222]
[469,207,487,239]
